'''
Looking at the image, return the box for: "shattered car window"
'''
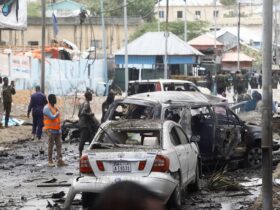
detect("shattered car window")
[96,127,161,148]
[112,104,155,120]
[164,107,183,123]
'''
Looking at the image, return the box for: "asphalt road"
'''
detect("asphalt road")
[0,137,261,210]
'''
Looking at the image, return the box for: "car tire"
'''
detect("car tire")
[247,146,262,168]
[188,163,200,192]
[82,192,96,208]
[168,172,183,210]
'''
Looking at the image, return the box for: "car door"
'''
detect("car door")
[212,105,238,159]
[225,108,243,155]
[169,126,189,184]
[178,106,192,139]
[174,126,196,181]
[191,105,215,159]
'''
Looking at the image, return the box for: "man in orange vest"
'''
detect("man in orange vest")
[43,94,67,167]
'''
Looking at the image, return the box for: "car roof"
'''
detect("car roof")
[105,119,166,130]
[125,91,208,104]
[129,79,194,84]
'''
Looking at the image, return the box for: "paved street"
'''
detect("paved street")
[0,129,263,210]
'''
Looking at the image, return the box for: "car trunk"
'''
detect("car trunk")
[87,148,160,177]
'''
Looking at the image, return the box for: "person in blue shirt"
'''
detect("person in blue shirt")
[27,86,47,140]
[244,91,262,112]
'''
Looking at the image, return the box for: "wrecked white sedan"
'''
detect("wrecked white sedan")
[64,120,200,210]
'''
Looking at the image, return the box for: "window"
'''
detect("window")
[175,127,188,144]
[170,127,181,146]
[159,11,164,18]
[227,110,240,125]
[213,105,228,125]
[177,11,183,18]
[195,10,201,19]
[213,10,219,18]
[28,41,39,46]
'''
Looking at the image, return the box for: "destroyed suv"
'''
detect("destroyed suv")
[104,91,280,168]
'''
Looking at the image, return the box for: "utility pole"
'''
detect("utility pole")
[164,0,169,79]
[275,2,279,65]
[184,0,187,41]
[262,0,273,209]
[237,2,241,72]
[41,0,46,93]
[100,0,108,88]
[158,0,161,32]
[213,0,217,95]
[124,0,129,93]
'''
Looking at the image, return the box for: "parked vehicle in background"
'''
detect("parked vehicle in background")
[64,120,200,210]
[128,79,210,95]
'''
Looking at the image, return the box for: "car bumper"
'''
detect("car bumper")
[63,172,177,210]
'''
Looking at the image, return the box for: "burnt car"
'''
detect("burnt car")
[190,103,280,168]
[103,92,280,168]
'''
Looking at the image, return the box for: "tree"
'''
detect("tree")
[78,0,155,21]
[220,0,236,6]
[130,20,209,41]
[27,1,41,17]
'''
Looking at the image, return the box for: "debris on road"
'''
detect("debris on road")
[207,169,246,192]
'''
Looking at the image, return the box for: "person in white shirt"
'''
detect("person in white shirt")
[0,77,3,129]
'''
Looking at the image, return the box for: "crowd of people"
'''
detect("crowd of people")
[26,84,114,167]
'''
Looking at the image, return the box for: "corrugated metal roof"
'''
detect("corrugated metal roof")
[208,26,262,43]
[222,52,254,62]
[115,32,203,56]
[188,34,223,46]
[156,0,222,7]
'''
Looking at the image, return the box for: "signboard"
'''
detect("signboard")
[0,0,27,30]
[11,55,31,79]
[0,53,9,76]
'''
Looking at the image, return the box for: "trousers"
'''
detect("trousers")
[32,113,44,139]
[3,102,11,127]
[47,132,62,162]
[79,127,93,154]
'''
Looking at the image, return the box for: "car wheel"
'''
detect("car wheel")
[82,192,96,208]
[168,172,182,210]
[188,163,200,192]
[247,146,262,168]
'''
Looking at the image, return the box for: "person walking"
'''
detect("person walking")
[101,91,115,123]
[43,94,67,167]
[2,77,16,128]
[78,91,100,157]
[0,77,3,129]
[27,86,47,140]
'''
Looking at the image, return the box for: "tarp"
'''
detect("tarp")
[0,0,27,30]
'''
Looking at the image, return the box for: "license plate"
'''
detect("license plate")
[113,162,131,173]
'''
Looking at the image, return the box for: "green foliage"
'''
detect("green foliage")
[79,0,155,20]
[27,2,41,17]
[130,20,209,41]
[220,0,236,6]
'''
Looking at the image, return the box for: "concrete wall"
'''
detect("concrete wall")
[0,17,142,55]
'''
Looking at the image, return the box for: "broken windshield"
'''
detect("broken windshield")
[110,103,158,121]
[94,127,161,148]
